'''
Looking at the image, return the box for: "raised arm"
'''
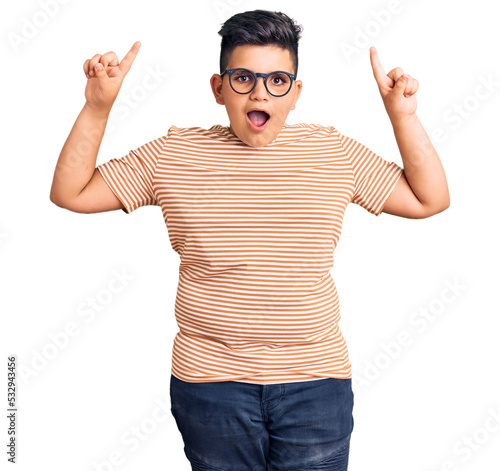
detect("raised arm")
[369,46,450,219]
[50,41,141,213]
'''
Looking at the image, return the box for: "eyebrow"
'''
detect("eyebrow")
[230,67,294,73]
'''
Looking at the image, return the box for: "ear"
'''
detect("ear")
[289,80,302,111]
[210,74,225,105]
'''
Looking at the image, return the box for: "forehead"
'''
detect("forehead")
[226,44,293,72]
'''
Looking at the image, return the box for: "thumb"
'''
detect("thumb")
[94,63,109,83]
[393,74,407,95]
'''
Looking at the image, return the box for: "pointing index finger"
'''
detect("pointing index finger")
[118,41,141,75]
[369,46,386,84]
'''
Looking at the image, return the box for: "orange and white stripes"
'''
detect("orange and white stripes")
[97,123,403,384]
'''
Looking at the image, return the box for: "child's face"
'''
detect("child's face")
[210,44,302,148]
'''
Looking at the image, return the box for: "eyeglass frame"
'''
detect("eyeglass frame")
[220,68,297,97]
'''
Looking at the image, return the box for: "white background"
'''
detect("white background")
[1,0,499,470]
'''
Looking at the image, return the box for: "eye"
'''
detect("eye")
[233,70,253,83]
[235,74,250,82]
[269,73,290,86]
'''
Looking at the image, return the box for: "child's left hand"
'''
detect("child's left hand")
[369,46,418,122]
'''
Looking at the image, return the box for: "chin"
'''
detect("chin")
[236,127,281,148]
[242,134,274,148]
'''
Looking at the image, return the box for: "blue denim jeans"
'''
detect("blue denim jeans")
[170,374,354,471]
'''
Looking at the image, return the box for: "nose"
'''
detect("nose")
[249,76,269,100]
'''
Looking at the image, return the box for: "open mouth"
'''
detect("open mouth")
[247,110,270,130]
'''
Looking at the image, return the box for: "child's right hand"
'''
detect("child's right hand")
[83,41,141,113]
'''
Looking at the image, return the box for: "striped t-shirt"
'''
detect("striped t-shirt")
[97,122,403,385]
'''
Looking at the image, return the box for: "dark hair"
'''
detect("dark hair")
[218,9,303,76]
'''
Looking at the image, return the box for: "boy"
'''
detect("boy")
[50,9,449,471]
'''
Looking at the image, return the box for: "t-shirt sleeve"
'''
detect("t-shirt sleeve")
[96,134,168,214]
[337,130,404,216]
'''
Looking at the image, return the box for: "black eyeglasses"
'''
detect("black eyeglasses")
[221,68,296,97]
